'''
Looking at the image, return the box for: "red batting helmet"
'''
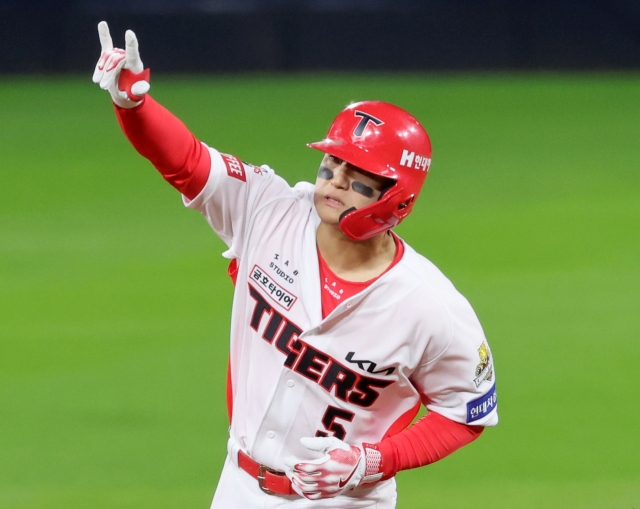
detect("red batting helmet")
[308,101,432,240]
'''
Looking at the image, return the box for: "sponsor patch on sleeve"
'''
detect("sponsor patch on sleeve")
[466,383,497,423]
[221,153,246,182]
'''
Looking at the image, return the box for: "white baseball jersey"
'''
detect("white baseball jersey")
[185,146,498,483]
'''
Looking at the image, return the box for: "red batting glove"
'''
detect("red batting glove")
[283,437,383,500]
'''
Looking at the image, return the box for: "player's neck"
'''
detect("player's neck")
[316,222,396,282]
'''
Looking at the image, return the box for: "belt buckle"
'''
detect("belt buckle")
[257,464,282,494]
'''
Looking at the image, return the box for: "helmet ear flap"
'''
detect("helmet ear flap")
[338,186,410,241]
[338,181,395,234]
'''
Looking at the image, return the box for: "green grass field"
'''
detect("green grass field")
[1,73,638,508]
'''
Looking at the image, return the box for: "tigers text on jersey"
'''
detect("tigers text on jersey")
[184,147,498,473]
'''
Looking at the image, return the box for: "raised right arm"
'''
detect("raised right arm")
[92,21,210,200]
[114,97,211,200]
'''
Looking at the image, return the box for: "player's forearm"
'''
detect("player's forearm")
[115,96,210,199]
[374,411,484,479]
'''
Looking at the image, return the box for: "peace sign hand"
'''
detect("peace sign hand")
[92,21,150,108]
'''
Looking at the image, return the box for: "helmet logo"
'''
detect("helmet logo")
[353,111,384,137]
[400,149,431,172]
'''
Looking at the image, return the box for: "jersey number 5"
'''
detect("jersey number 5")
[315,405,355,441]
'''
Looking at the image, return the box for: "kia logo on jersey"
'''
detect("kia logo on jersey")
[345,352,395,376]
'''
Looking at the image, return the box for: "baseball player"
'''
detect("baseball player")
[92,22,498,508]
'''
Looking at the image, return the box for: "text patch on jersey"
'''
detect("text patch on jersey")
[221,153,246,182]
[251,265,297,310]
[466,383,497,423]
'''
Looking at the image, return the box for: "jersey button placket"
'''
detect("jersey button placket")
[267,431,276,439]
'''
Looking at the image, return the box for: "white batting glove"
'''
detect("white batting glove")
[283,437,383,500]
[91,21,151,108]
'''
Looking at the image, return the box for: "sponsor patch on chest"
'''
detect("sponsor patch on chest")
[251,265,297,310]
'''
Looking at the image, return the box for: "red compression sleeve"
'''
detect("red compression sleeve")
[373,411,484,479]
[114,96,211,200]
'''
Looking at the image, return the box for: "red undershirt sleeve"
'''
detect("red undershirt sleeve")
[114,96,211,200]
[372,411,484,480]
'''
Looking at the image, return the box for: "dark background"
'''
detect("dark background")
[1,0,639,73]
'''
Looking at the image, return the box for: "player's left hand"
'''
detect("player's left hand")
[284,437,381,500]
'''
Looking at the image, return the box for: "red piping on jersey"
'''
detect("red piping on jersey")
[225,259,240,423]
[227,258,239,286]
